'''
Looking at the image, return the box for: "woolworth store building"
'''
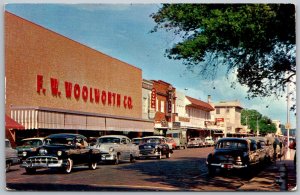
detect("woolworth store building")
[5,11,154,144]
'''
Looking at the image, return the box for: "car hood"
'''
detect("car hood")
[37,145,74,155]
[139,143,157,149]
[95,143,119,152]
[16,146,37,152]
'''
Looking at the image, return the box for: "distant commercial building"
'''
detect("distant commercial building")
[212,100,245,137]
[5,11,153,144]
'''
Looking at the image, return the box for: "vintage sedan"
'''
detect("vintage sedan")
[138,136,173,159]
[17,137,44,162]
[5,139,20,172]
[187,137,205,148]
[94,135,139,164]
[20,133,101,174]
[206,137,261,176]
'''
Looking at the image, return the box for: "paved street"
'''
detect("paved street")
[6,146,273,191]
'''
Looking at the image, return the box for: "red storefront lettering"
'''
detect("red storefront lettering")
[123,96,127,108]
[37,75,45,94]
[112,93,116,106]
[128,96,133,109]
[65,82,72,98]
[50,78,60,96]
[117,94,121,107]
[89,87,94,102]
[101,91,106,105]
[94,88,100,103]
[82,86,88,102]
[108,91,112,106]
[151,88,156,109]
[74,84,80,100]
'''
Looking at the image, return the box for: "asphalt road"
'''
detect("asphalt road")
[6,147,265,191]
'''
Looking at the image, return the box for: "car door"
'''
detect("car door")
[249,141,260,165]
[120,138,130,160]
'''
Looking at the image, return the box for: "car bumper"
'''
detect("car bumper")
[101,153,116,161]
[139,150,160,158]
[21,156,64,169]
[207,162,248,169]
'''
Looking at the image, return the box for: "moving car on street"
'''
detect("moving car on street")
[20,133,100,174]
[94,135,139,164]
[5,139,20,172]
[17,137,44,163]
[166,138,177,150]
[206,137,261,176]
[187,137,205,148]
[138,136,173,159]
[204,136,215,147]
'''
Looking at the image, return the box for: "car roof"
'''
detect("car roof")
[21,137,44,141]
[217,137,250,142]
[142,136,165,139]
[46,133,86,139]
[99,135,129,139]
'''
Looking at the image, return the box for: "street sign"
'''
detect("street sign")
[285,123,291,129]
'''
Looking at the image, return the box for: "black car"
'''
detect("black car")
[138,136,173,159]
[20,133,101,174]
[16,137,44,163]
[206,137,261,176]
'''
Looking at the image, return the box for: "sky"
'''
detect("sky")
[3,3,297,128]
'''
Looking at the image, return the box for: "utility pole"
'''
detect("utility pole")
[256,116,259,136]
[286,80,291,159]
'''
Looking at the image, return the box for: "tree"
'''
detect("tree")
[151,4,296,101]
[241,109,276,135]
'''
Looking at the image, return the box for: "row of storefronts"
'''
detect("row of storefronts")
[5,11,249,146]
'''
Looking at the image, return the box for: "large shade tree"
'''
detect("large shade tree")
[151,4,296,102]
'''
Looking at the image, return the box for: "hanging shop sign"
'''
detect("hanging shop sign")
[36,74,133,109]
[167,90,173,114]
[150,88,156,109]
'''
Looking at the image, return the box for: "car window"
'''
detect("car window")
[216,141,247,150]
[250,142,257,151]
[98,137,120,144]
[121,138,126,144]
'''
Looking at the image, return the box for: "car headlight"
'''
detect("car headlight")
[39,148,48,155]
[109,147,114,152]
[57,151,62,156]
[22,151,27,157]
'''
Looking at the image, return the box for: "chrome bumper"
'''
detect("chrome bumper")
[21,156,64,168]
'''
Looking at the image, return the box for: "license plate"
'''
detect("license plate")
[222,164,233,169]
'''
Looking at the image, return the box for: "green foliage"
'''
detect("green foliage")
[241,109,276,135]
[151,4,296,99]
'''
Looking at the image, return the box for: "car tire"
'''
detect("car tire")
[208,165,216,176]
[114,154,120,165]
[130,155,136,163]
[166,152,171,158]
[157,153,162,160]
[6,162,11,172]
[25,168,36,174]
[89,162,97,170]
[64,158,73,174]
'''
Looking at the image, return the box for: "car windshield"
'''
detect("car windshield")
[20,140,43,147]
[98,137,120,144]
[216,141,248,150]
[143,138,161,144]
[44,137,74,145]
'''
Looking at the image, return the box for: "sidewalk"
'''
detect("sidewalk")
[239,150,297,191]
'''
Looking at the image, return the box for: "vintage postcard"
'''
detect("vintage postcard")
[4,3,297,192]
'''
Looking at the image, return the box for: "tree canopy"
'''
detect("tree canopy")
[151,4,296,100]
[241,109,277,135]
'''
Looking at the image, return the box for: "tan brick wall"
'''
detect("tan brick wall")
[5,12,142,118]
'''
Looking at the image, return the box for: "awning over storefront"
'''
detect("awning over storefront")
[10,106,154,133]
[5,115,25,130]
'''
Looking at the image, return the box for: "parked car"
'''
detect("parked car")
[132,137,143,145]
[166,138,177,150]
[187,137,205,148]
[138,136,173,159]
[94,135,139,164]
[204,136,215,146]
[20,133,101,174]
[166,129,187,149]
[206,137,261,176]
[16,137,44,162]
[5,139,20,172]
